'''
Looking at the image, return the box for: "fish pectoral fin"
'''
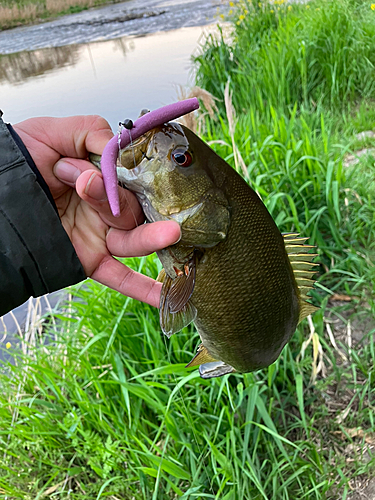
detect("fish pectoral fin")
[199,361,236,379]
[160,272,197,338]
[185,344,217,368]
[167,255,196,314]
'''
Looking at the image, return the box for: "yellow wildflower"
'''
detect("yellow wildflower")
[229,1,234,6]
[258,2,262,6]
[371,3,375,9]
[270,9,274,13]
[220,13,225,19]
[6,342,11,349]
[229,9,233,14]
[239,14,245,20]
[306,4,310,8]
[288,5,292,10]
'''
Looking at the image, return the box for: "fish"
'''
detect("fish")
[107,121,319,379]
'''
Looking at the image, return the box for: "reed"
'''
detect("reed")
[0,0,111,28]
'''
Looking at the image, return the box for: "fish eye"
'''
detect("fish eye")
[172,149,193,167]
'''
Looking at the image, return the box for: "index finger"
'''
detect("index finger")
[91,256,162,308]
[17,115,114,159]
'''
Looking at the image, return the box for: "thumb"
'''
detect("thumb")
[55,159,144,230]
[53,158,86,188]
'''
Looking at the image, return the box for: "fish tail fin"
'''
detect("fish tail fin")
[282,232,319,323]
[199,361,236,379]
[186,344,236,378]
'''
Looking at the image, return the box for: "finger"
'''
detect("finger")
[54,160,144,229]
[107,220,181,257]
[54,158,98,188]
[91,256,162,308]
[75,168,144,229]
[16,115,113,158]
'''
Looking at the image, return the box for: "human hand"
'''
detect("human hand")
[13,116,180,308]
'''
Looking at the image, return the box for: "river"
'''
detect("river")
[0,0,228,356]
[0,0,228,128]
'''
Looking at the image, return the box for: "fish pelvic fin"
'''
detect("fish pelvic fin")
[159,256,197,338]
[186,345,236,379]
[156,269,166,283]
[282,232,319,323]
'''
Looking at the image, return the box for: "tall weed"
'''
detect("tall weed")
[196,0,375,113]
[194,0,375,296]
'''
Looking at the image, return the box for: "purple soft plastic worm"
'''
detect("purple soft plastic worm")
[101,98,200,217]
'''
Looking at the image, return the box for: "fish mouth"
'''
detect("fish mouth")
[118,129,156,171]
[162,201,204,224]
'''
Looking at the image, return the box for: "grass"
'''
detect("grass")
[1,273,374,499]
[1,0,375,498]
[0,0,125,30]
[194,0,375,298]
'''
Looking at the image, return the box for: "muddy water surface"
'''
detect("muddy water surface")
[0,0,227,127]
[1,25,217,128]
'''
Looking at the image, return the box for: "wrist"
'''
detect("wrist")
[5,122,58,213]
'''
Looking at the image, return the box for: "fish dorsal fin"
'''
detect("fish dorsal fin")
[282,233,319,323]
[159,256,197,338]
[299,302,319,320]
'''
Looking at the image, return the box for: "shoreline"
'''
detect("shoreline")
[0,0,131,31]
[0,0,226,56]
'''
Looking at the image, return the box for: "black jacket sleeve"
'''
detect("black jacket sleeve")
[0,113,86,316]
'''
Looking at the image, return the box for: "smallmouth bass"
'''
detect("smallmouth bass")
[112,121,318,378]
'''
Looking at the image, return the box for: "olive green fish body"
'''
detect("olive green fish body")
[191,165,300,373]
[115,122,317,378]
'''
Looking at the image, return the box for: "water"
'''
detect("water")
[0,0,228,128]
[0,25,219,129]
[0,0,226,55]
[0,0,227,350]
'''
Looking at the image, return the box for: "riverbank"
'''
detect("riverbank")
[0,0,227,55]
[0,0,126,30]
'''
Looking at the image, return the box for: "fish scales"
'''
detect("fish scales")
[110,120,318,379]
[192,161,300,373]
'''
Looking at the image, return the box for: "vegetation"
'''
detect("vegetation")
[0,0,123,30]
[1,0,375,498]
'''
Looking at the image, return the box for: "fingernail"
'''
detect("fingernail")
[85,172,108,201]
[54,161,81,185]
